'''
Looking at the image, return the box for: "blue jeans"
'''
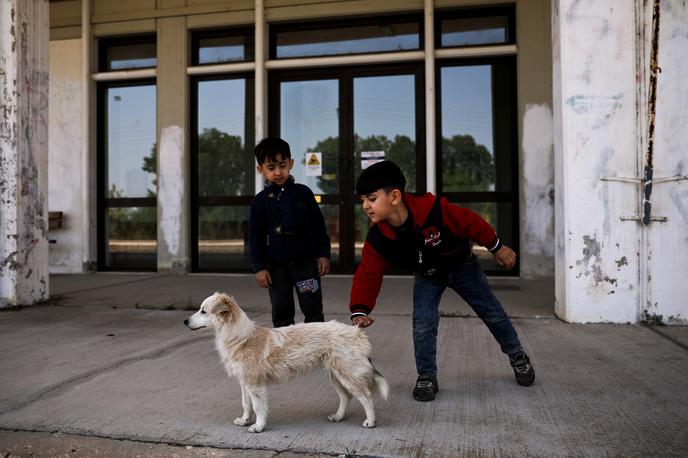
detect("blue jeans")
[413,255,522,376]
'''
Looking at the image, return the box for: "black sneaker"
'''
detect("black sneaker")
[413,375,438,401]
[509,352,535,386]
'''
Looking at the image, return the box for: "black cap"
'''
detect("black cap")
[355,160,406,195]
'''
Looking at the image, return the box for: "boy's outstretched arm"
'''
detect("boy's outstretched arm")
[349,241,389,327]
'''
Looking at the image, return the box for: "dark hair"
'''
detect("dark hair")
[254,137,292,165]
[355,160,406,195]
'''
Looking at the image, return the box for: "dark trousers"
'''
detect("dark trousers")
[413,255,523,376]
[268,259,325,327]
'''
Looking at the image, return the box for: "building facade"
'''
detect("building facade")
[1,0,687,324]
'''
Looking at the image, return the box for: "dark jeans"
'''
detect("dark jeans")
[268,259,324,327]
[413,255,522,376]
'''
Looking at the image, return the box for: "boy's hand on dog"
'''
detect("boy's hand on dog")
[352,315,375,328]
[494,245,517,269]
[255,270,272,288]
[317,257,330,277]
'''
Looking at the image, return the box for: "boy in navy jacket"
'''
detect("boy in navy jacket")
[249,137,331,327]
[350,160,534,401]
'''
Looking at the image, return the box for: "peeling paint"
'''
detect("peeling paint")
[615,256,628,268]
[522,103,554,273]
[158,125,184,258]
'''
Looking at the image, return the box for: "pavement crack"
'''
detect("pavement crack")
[0,335,209,416]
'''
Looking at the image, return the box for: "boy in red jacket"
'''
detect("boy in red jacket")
[350,161,534,401]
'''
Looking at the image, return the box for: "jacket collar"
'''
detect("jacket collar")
[265,175,295,191]
[376,193,436,239]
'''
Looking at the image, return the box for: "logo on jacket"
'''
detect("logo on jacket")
[422,227,442,247]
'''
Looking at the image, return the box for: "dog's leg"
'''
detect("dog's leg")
[356,395,376,428]
[246,385,268,433]
[234,382,253,426]
[327,371,351,422]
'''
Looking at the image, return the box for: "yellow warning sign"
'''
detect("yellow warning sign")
[305,152,322,176]
[307,153,321,166]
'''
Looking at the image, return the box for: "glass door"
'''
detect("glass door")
[270,65,424,273]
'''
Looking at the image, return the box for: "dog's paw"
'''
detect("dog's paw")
[362,419,376,428]
[327,413,345,422]
[248,423,265,433]
[234,417,250,426]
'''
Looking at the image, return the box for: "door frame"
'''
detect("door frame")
[268,62,426,273]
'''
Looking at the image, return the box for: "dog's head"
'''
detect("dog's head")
[184,292,240,330]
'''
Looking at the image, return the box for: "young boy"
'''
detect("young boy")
[349,160,535,401]
[249,137,331,327]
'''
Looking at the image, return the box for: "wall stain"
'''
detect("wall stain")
[615,256,628,268]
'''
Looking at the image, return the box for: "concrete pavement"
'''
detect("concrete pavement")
[1,273,687,457]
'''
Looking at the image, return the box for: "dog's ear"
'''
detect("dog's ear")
[211,294,237,323]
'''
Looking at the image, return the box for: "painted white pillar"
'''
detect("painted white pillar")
[424,0,436,194]
[642,1,688,324]
[0,0,50,307]
[157,11,189,273]
[552,1,640,322]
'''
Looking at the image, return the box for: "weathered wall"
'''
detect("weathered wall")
[48,38,84,273]
[644,0,688,324]
[518,0,554,278]
[0,0,50,307]
[552,0,641,323]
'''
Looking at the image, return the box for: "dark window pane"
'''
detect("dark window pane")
[354,74,416,192]
[440,16,508,47]
[441,65,498,192]
[106,42,156,70]
[448,201,514,271]
[198,206,250,271]
[197,78,254,196]
[319,204,340,263]
[275,22,419,59]
[106,207,157,269]
[198,35,253,64]
[280,79,339,194]
[107,85,157,198]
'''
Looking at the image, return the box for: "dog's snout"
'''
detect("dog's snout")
[184,318,189,326]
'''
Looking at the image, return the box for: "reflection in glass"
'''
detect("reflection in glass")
[198,35,253,64]
[354,202,374,263]
[276,23,419,59]
[441,66,496,192]
[354,74,416,192]
[197,79,253,196]
[198,206,250,270]
[106,207,157,269]
[319,204,340,263]
[440,16,508,47]
[107,85,157,198]
[107,42,157,70]
[280,80,339,194]
[450,201,514,271]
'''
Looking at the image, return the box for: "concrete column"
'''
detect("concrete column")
[0,0,50,307]
[156,9,189,273]
[517,0,554,278]
[552,1,640,322]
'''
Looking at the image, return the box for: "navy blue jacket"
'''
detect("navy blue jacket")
[249,177,331,273]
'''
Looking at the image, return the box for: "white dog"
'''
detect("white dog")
[184,292,389,433]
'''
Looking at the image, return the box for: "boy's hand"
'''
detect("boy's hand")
[494,246,517,269]
[352,315,375,328]
[255,269,272,288]
[317,257,330,277]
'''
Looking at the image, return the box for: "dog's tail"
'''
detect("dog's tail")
[369,359,389,401]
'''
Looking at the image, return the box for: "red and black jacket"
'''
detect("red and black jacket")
[349,193,502,318]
